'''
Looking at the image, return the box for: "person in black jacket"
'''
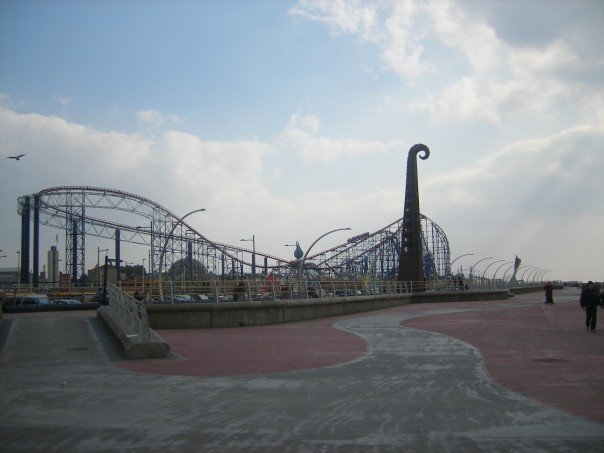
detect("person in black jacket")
[544,281,554,304]
[580,281,602,332]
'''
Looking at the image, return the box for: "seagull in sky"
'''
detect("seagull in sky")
[7,154,26,160]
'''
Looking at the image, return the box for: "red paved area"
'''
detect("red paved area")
[403,298,604,423]
[119,317,367,376]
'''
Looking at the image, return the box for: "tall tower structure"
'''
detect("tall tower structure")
[48,246,60,286]
[397,144,430,286]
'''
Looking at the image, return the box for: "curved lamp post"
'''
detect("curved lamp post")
[502,263,517,282]
[481,259,505,280]
[449,253,474,276]
[513,265,529,282]
[298,228,351,280]
[158,208,206,301]
[493,261,513,282]
[527,267,545,282]
[530,268,547,283]
[520,266,537,282]
[535,269,551,283]
[469,256,493,278]
[526,267,542,284]
[240,235,256,279]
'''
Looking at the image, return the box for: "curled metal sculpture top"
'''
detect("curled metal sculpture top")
[410,143,430,160]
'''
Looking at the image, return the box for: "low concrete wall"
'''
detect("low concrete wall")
[146,290,509,329]
[508,285,563,295]
[97,306,171,359]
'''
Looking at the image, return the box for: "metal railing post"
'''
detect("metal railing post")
[213,280,219,302]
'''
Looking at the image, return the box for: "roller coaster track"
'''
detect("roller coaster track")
[18,186,449,281]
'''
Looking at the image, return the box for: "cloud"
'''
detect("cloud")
[0,107,152,172]
[289,0,378,43]
[418,124,604,278]
[277,113,404,163]
[423,124,603,215]
[136,109,184,127]
[292,0,593,125]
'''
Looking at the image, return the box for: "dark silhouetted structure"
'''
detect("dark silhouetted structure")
[397,144,430,287]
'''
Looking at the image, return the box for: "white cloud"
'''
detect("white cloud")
[425,0,501,75]
[136,109,184,127]
[277,113,404,163]
[289,0,378,43]
[292,0,590,125]
[423,124,602,205]
[0,107,152,171]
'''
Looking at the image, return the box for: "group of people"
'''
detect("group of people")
[545,281,604,332]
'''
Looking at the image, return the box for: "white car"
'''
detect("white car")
[50,299,82,305]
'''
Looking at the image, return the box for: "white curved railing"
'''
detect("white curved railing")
[106,283,150,342]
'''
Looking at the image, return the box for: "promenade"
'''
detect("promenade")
[1,287,603,451]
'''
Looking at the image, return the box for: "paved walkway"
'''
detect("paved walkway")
[1,288,603,451]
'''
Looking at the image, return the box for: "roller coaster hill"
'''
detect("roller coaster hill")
[13,185,453,299]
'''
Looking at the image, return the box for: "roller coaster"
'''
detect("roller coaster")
[16,185,450,286]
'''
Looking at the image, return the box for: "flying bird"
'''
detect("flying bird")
[7,154,26,160]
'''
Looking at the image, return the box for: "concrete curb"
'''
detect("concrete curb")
[97,306,171,359]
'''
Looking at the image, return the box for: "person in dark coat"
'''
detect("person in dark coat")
[580,281,602,332]
[544,281,554,304]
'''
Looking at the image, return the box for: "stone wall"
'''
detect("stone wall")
[146,290,509,329]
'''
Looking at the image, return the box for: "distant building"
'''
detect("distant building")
[87,265,125,286]
[48,246,60,285]
[0,267,19,284]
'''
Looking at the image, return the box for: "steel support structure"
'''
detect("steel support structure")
[20,184,451,284]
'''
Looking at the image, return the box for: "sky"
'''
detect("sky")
[0,0,603,282]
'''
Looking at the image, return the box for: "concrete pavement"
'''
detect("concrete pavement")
[1,287,603,451]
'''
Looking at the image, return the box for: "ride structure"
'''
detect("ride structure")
[16,146,450,285]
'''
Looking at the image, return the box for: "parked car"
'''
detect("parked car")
[50,299,82,305]
[192,294,211,302]
[171,294,192,303]
[18,294,50,305]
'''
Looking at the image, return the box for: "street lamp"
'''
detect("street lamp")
[298,228,351,280]
[97,247,109,286]
[520,266,539,282]
[502,263,517,281]
[527,267,544,283]
[17,251,20,293]
[493,261,513,282]
[240,234,256,279]
[481,259,505,280]
[448,253,474,276]
[158,208,206,301]
[469,256,493,278]
[535,269,551,283]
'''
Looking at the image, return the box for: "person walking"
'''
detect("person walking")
[544,281,554,304]
[580,281,602,332]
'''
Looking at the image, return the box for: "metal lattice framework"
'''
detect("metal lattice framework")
[304,214,450,280]
[18,186,450,282]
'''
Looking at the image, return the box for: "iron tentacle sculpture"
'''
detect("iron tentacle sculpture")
[397,143,430,286]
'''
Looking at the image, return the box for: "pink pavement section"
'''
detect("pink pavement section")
[403,297,604,424]
[119,316,367,377]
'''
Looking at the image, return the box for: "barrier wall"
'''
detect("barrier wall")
[146,290,509,329]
